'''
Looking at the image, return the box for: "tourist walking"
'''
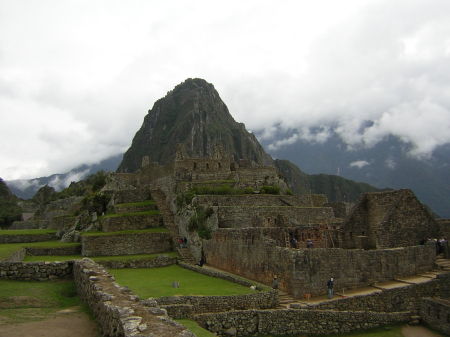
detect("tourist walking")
[327,278,334,299]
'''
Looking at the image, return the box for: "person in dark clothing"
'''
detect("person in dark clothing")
[327,278,334,299]
[272,276,279,290]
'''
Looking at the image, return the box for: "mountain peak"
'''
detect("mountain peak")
[118,79,273,173]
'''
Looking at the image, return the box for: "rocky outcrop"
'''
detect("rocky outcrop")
[118,78,273,172]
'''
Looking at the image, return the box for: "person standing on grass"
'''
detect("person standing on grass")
[327,277,334,299]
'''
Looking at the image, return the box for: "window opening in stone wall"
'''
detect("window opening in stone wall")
[362,231,365,235]
[193,162,197,170]
[447,313,450,323]
[206,163,209,170]
[436,309,440,319]
[218,162,222,169]
[428,306,431,315]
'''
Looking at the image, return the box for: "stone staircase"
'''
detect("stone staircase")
[177,247,197,264]
[436,255,450,271]
[277,291,297,308]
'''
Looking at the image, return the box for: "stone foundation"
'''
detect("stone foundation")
[196,194,327,207]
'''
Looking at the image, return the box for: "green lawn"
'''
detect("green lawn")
[99,210,160,219]
[115,200,156,207]
[0,279,85,324]
[176,319,216,337]
[23,252,178,262]
[0,241,80,260]
[0,229,56,235]
[81,228,168,236]
[109,265,255,298]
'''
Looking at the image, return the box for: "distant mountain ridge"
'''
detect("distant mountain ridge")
[6,154,122,200]
[266,134,450,217]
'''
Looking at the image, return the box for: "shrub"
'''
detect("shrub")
[260,185,280,195]
[188,206,213,239]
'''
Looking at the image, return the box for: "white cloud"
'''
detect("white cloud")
[349,160,370,169]
[1,0,450,179]
[385,158,397,170]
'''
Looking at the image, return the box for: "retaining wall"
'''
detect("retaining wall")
[308,273,450,313]
[81,232,172,256]
[217,206,334,228]
[2,248,26,262]
[73,258,193,337]
[195,194,327,207]
[26,245,81,256]
[420,297,450,336]
[96,255,176,269]
[0,261,72,280]
[156,290,277,318]
[0,233,56,243]
[194,309,411,336]
[204,232,436,298]
[100,214,162,232]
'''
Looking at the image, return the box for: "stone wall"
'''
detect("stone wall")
[73,258,193,337]
[343,190,440,249]
[196,194,327,208]
[0,261,73,280]
[204,231,436,297]
[9,220,49,230]
[156,290,277,318]
[420,297,450,336]
[217,206,335,228]
[311,273,450,313]
[100,214,162,232]
[26,245,81,256]
[96,255,176,269]
[0,233,56,244]
[194,309,410,336]
[48,216,76,230]
[81,232,172,256]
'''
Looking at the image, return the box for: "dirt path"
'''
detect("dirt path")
[0,309,99,337]
[401,325,445,337]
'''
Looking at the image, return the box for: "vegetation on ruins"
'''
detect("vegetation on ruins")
[188,206,214,239]
[0,178,22,228]
[23,252,177,262]
[80,228,169,236]
[99,209,160,219]
[0,241,80,260]
[175,319,216,337]
[109,265,255,298]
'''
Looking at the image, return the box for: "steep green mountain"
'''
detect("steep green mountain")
[275,159,384,202]
[0,178,22,227]
[118,78,273,172]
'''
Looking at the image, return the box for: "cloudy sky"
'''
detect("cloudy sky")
[1,0,450,180]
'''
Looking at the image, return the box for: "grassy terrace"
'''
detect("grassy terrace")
[115,200,156,207]
[0,229,57,235]
[0,241,80,260]
[81,228,169,236]
[109,265,255,298]
[0,279,86,324]
[99,210,160,219]
[176,319,216,337]
[23,252,178,262]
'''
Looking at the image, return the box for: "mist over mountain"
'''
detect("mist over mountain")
[265,134,450,217]
[6,154,122,200]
